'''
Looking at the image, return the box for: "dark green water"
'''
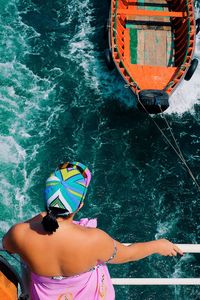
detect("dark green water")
[0,0,200,299]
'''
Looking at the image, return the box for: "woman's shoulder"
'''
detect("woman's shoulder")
[3,222,28,253]
[7,221,30,240]
[4,212,45,243]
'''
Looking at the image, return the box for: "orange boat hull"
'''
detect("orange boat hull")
[108,0,197,113]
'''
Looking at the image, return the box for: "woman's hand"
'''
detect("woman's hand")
[155,239,184,256]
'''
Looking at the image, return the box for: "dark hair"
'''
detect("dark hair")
[42,207,68,234]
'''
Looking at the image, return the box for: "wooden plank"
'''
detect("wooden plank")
[137,30,145,64]
[117,9,186,18]
[142,0,169,9]
[144,0,168,3]
[166,29,174,66]
[140,29,167,66]
[127,23,171,30]
[144,30,157,65]
[127,0,167,4]
[155,30,167,65]
[128,0,173,5]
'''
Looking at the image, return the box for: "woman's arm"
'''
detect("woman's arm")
[2,224,20,253]
[94,229,183,264]
[110,239,183,264]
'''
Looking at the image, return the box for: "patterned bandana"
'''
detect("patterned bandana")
[44,162,91,216]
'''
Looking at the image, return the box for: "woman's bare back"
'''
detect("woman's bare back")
[10,214,113,277]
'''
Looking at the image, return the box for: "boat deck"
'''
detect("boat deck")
[124,0,174,67]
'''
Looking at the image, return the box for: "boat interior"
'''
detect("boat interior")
[112,0,195,91]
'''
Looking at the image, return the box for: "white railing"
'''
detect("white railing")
[112,278,200,285]
[112,244,200,286]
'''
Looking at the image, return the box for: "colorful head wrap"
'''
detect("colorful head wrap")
[44,162,91,216]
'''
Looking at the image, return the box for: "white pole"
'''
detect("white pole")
[112,278,200,285]
[176,244,200,253]
[123,244,200,253]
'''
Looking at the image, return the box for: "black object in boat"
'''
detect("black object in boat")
[138,89,169,114]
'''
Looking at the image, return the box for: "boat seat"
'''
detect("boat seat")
[117,9,187,18]
[125,0,170,8]
[125,19,172,30]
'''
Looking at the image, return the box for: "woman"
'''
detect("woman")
[3,162,183,300]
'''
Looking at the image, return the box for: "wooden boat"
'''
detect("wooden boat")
[105,0,199,113]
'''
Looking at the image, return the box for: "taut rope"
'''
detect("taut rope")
[137,97,200,192]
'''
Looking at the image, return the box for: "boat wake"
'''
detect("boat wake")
[167,36,200,115]
[0,1,58,225]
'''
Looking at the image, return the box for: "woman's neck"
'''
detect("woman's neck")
[56,214,74,223]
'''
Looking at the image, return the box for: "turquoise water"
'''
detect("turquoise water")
[0,0,200,299]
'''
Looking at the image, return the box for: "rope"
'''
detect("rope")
[158,105,200,192]
[137,96,200,192]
